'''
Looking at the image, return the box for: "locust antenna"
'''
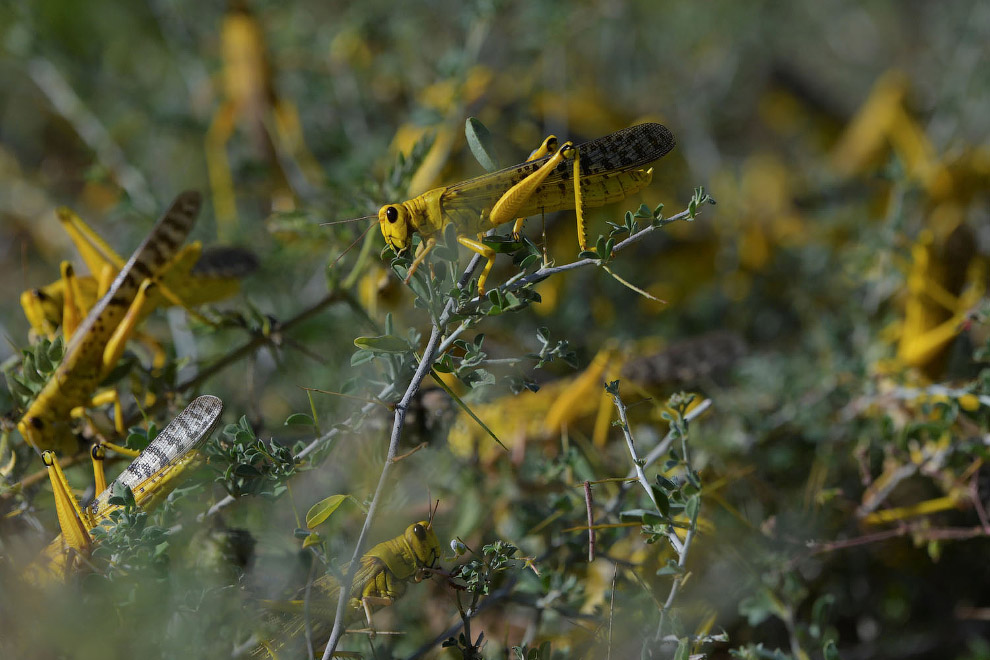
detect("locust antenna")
[327,220,376,272]
[320,214,377,226]
[428,497,440,528]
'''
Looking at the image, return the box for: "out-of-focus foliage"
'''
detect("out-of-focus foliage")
[1,1,988,659]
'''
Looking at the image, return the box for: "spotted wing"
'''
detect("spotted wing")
[88,394,223,519]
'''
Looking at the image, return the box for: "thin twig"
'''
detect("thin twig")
[655,414,700,641]
[176,291,345,395]
[584,480,596,562]
[609,383,682,555]
[27,58,156,214]
[603,398,711,518]
[463,210,692,311]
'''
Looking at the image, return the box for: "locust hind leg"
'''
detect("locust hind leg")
[470,139,572,294]
[489,140,571,229]
[85,279,160,438]
[206,101,239,237]
[511,135,559,239]
[566,143,591,252]
[42,450,93,561]
[60,262,86,341]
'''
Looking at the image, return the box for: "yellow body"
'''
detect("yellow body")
[378,122,675,294]
[260,520,441,656]
[28,395,223,583]
[449,332,741,460]
[18,192,202,455]
[21,206,254,341]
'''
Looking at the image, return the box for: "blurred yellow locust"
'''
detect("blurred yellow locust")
[29,395,223,583]
[378,122,676,295]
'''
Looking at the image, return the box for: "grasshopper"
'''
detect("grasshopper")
[29,394,223,583]
[17,191,202,458]
[207,0,323,233]
[259,516,442,658]
[21,204,257,348]
[378,122,676,295]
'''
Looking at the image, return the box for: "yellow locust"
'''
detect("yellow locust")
[28,394,223,583]
[258,517,442,658]
[378,122,676,294]
[18,192,202,457]
[21,204,256,343]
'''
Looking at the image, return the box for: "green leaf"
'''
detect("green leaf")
[634,203,652,219]
[620,509,654,523]
[302,532,324,549]
[305,494,353,528]
[350,349,375,366]
[642,510,663,525]
[685,494,700,520]
[353,335,411,353]
[284,413,315,426]
[481,235,525,253]
[651,487,670,517]
[465,117,499,172]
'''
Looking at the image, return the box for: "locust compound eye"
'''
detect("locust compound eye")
[413,523,427,540]
[385,206,399,223]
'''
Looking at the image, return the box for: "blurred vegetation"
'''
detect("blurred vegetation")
[1,1,988,659]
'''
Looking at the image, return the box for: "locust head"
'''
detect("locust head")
[405,519,441,571]
[378,203,412,253]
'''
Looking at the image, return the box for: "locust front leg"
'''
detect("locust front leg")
[405,237,438,284]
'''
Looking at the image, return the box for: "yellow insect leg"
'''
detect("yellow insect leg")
[511,135,559,238]
[207,102,239,236]
[273,100,325,186]
[404,237,437,283]
[80,390,139,447]
[96,262,115,298]
[488,141,572,228]
[570,144,589,252]
[60,262,84,341]
[457,235,496,296]
[56,206,125,274]
[43,450,93,556]
[102,279,155,381]
[90,443,108,495]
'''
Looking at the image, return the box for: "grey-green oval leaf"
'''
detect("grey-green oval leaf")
[284,413,315,426]
[354,335,412,353]
[306,494,354,529]
[465,117,499,172]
